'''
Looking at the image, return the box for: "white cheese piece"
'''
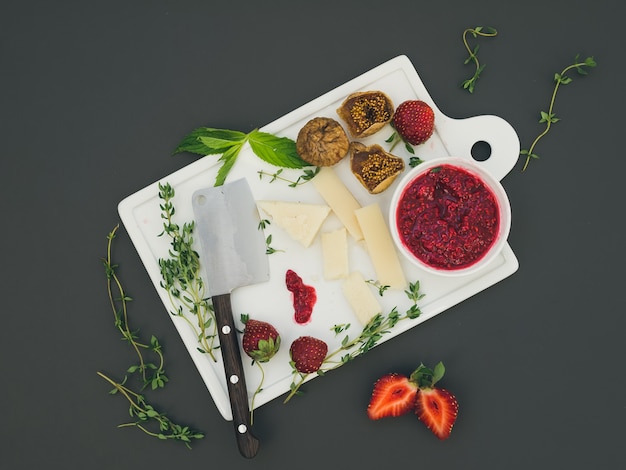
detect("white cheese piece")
[354,203,407,289]
[311,167,364,241]
[257,200,330,248]
[341,271,382,325]
[321,227,349,280]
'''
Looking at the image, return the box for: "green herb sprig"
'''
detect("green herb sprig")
[102,225,168,390]
[157,182,217,361]
[409,156,424,168]
[97,372,204,449]
[257,167,320,187]
[521,55,597,171]
[258,219,282,255]
[461,26,498,93]
[283,280,425,403]
[99,225,202,448]
[174,128,311,186]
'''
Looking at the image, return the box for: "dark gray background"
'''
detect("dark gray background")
[2,0,623,468]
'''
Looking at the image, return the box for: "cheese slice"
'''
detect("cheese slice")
[355,203,407,289]
[257,200,330,248]
[321,227,349,280]
[312,167,364,241]
[341,271,381,325]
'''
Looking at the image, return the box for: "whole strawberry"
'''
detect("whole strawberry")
[241,314,281,363]
[289,335,328,374]
[392,100,435,146]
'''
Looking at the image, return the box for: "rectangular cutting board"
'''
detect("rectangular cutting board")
[118,55,520,421]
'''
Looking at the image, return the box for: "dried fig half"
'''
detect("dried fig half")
[349,142,405,194]
[337,91,394,138]
[296,117,350,166]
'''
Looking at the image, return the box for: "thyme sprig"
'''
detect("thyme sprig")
[521,54,597,171]
[283,281,425,403]
[102,225,168,390]
[99,226,202,448]
[461,26,498,93]
[258,167,320,187]
[258,219,283,254]
[97,372,204,449]
[157,182,217,361]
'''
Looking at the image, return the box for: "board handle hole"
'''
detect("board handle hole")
[471,140,492,161]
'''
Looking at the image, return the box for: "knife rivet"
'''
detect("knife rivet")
[237,424,247,434]
[222,325,231,334]
[229,374,239,384]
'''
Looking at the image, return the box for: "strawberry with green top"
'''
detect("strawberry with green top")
[392,100,435,146]
[240,314,281,423]
[412,362,459,440]
[289,335,328,374]
[241,314,281,363]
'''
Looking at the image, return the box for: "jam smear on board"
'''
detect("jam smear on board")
[395,164,500,270]
[285,269,317,324]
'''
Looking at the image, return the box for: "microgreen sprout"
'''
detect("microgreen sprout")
[521,54,597,171]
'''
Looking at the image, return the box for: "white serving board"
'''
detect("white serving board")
[118,55,520,421]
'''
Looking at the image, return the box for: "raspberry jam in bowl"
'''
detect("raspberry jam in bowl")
[389,157,511,276]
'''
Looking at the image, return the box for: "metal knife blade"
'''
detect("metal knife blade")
[192,178,269,459]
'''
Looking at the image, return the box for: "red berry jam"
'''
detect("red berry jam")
[285,269,317,324]
[395,164,500,270]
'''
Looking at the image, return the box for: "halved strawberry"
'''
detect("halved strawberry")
[411,362,458,440]
[289,336,328,374]
[367,373,418,420]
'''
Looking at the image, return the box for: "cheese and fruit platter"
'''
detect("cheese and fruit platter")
[117,55,520,426]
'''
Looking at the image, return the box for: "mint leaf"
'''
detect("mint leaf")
[173,128,246,155]
[248,129,309,169]
[199,128,247,152]
[174,126,311,186]
[214,144,244,187]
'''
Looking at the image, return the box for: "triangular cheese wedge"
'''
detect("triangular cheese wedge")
[257,200,331,247]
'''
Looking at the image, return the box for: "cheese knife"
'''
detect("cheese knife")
[191,178,269,458]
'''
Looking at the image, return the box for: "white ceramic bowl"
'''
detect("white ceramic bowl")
[389,157,511,276]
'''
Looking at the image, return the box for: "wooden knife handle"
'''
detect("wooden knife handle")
[212,293,260,459]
